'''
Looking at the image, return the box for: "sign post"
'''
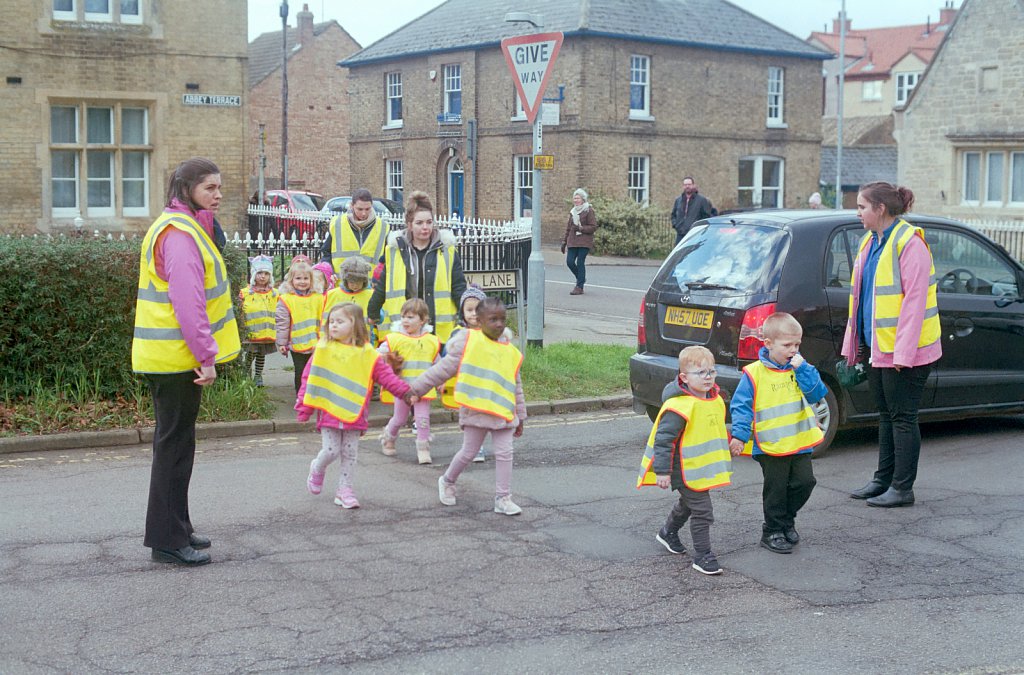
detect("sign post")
[501,31,563,348]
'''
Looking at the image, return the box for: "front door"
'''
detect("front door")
[447,157,464,218]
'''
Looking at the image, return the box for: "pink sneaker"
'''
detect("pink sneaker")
[334,487,360,509]
[307,461,324,495]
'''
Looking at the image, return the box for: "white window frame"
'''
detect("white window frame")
[512,87,526,121]
[895,72,921,105]
[961,151,981,205]
[119,0,142,24]
[84,0,112,22]
[443,64,462,122]
[738,155,784,208]
[627,155,649,205]
[1010,152,1024,206]
[985,151,1005,206]
[861,80,882,101]
[514,155,533,220]
[629,55,652,120]
[386,159,403,204]
[384,72,403,128]
[49,101,153,219]
[767,67,786,127]
[53,0,76,21]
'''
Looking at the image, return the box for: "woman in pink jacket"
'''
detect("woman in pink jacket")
[841,182,941,508]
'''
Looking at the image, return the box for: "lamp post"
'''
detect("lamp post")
[835,0,846,208]
[504,11,546,348]
[280,1,289,190]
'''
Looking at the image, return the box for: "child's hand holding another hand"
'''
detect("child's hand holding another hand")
[655,475,671,489]
[729,438,745,456]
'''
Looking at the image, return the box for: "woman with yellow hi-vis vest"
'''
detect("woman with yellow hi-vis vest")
[295,303,412,510]
[638,346,735,576]
[366,191,466,347]
[842,182,941,509]
[730,313,827,554]
[275,255,324,393]
[408,297,528,516]
[132,157,240,567]
[319,188,388,274]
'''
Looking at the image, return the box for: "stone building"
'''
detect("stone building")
[0,1,248,233]
[248,4,361,197]
[341,0,829,241]
[897,0,1024,219]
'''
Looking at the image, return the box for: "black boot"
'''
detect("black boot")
[850,480,888,500]
[866,487,915,508]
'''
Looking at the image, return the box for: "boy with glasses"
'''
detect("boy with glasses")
[637,346,737,575]
[729,312,827,553]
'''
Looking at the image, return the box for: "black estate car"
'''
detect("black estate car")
[629,210,1024,455]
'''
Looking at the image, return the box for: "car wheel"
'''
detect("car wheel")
[646,405,660,423]
[811,384,839,458]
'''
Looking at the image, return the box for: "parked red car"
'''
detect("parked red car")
[253,190,327,240]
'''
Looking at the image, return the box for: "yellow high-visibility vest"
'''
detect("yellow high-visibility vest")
[382,241,458,343]
[453,329,523,421]
[241,286,278,342]
[380,332,440,403]
[637,394,732,491]
[329,214,386,274]
[132,212,240,374]
[301,341,379,423]
[321,287,373,325]
[280,293,322,353]
[743,361,824,456]
[851,219,940,353]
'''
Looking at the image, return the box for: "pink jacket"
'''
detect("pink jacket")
[294,348,410,432]
[841,232,942,368]
[409,329,527,430]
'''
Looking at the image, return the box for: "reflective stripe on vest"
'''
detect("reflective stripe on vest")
[636,394,732,491]
[850,219,941,353]
[329,214,386,274]
[380,332,440,402]
[743,362,824,456]
[281,293,322,353]
[453,329,523,421]
[302,342,379,423]
[242,287,278,341]
[132,213,240,374]
[321,287,374,325]
[382,242,459,343]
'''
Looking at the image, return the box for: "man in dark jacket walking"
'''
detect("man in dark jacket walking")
[670,177,715,244]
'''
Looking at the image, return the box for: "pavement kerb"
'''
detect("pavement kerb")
[0,393,634,456]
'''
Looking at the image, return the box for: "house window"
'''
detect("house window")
[629,55,650,118]
[120,0,141,24]
[986,152,1005,205]
[386,160,403,204]
[512,87,526,120]
[49,102,151,218]
[962,152,981,204]
[738,156,784,208]
[54,0,142,23]
[385,72,402,127]
[767,67,785,126]
[514,155,533,219]
[443,64,462,122]
[980,66,999,92]
[85,0,112,22]
[627,155,649,205]
[1011,153,1024,205]
[53,0,76,21]
[895,72,921,105]
[862,81,882,101]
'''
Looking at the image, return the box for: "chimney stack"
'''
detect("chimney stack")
[939,2,958,25]
[832,15,852,34]
[297,3,314,47]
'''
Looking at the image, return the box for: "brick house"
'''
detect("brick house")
[248,4,361,197]
[341,0,829,242]
[897,0,1024,219]
[0,0,248,233]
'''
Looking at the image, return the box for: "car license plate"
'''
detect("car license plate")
[664,306,714,329]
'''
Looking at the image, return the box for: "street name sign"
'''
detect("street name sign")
[501,32,563,125]
[465,269,518,291]
[182,94,241,107]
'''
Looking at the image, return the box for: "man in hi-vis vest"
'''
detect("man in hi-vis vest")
[320,188,387,275]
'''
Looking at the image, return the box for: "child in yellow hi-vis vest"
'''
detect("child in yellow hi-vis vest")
[276,255,325,393]
[238,255,278,387]
[409,297,527,516]
[296,303,412,510]
[637,346,737,575]
[729,312,826,554]
[378,298,440,465]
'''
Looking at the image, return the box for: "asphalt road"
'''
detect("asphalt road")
[2,410,1023,673]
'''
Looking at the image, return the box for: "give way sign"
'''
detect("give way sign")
[501,32,564,125]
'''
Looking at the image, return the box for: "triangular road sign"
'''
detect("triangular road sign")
[501,32,564,125]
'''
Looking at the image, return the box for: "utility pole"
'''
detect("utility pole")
[257,123,267,203]
[280,1,289,190]
[835,0,846,209]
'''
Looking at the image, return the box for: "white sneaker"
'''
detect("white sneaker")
[472,448,486,463]
[437,475,456,506]
[379,430,397,456]
[494,495,522,516]
[416,439,432,465]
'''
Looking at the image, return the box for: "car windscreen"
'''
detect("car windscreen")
[655,222,788,295]
[293,193,325,211]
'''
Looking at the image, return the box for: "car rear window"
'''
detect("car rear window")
[293,193,325,211]
[655,222,788,294]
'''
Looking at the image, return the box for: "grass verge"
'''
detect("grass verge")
[520,341,634,401]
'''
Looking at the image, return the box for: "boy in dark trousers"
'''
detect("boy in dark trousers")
[637,346,738,575]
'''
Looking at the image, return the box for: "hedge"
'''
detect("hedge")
[588,195,674,259]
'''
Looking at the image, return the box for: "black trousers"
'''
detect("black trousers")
[754,453,816,534]
[663,486,715,555]
[292,350,312,393]
[144,372,203,550]
[867,363,931,491]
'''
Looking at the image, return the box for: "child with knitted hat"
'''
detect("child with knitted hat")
[239,255,278,386]
[322,257,376,341]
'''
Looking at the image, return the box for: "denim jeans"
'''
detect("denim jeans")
[566,247,589,288]
[868,363,931,491]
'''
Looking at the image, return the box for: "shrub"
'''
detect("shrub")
[588,195,674,259]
